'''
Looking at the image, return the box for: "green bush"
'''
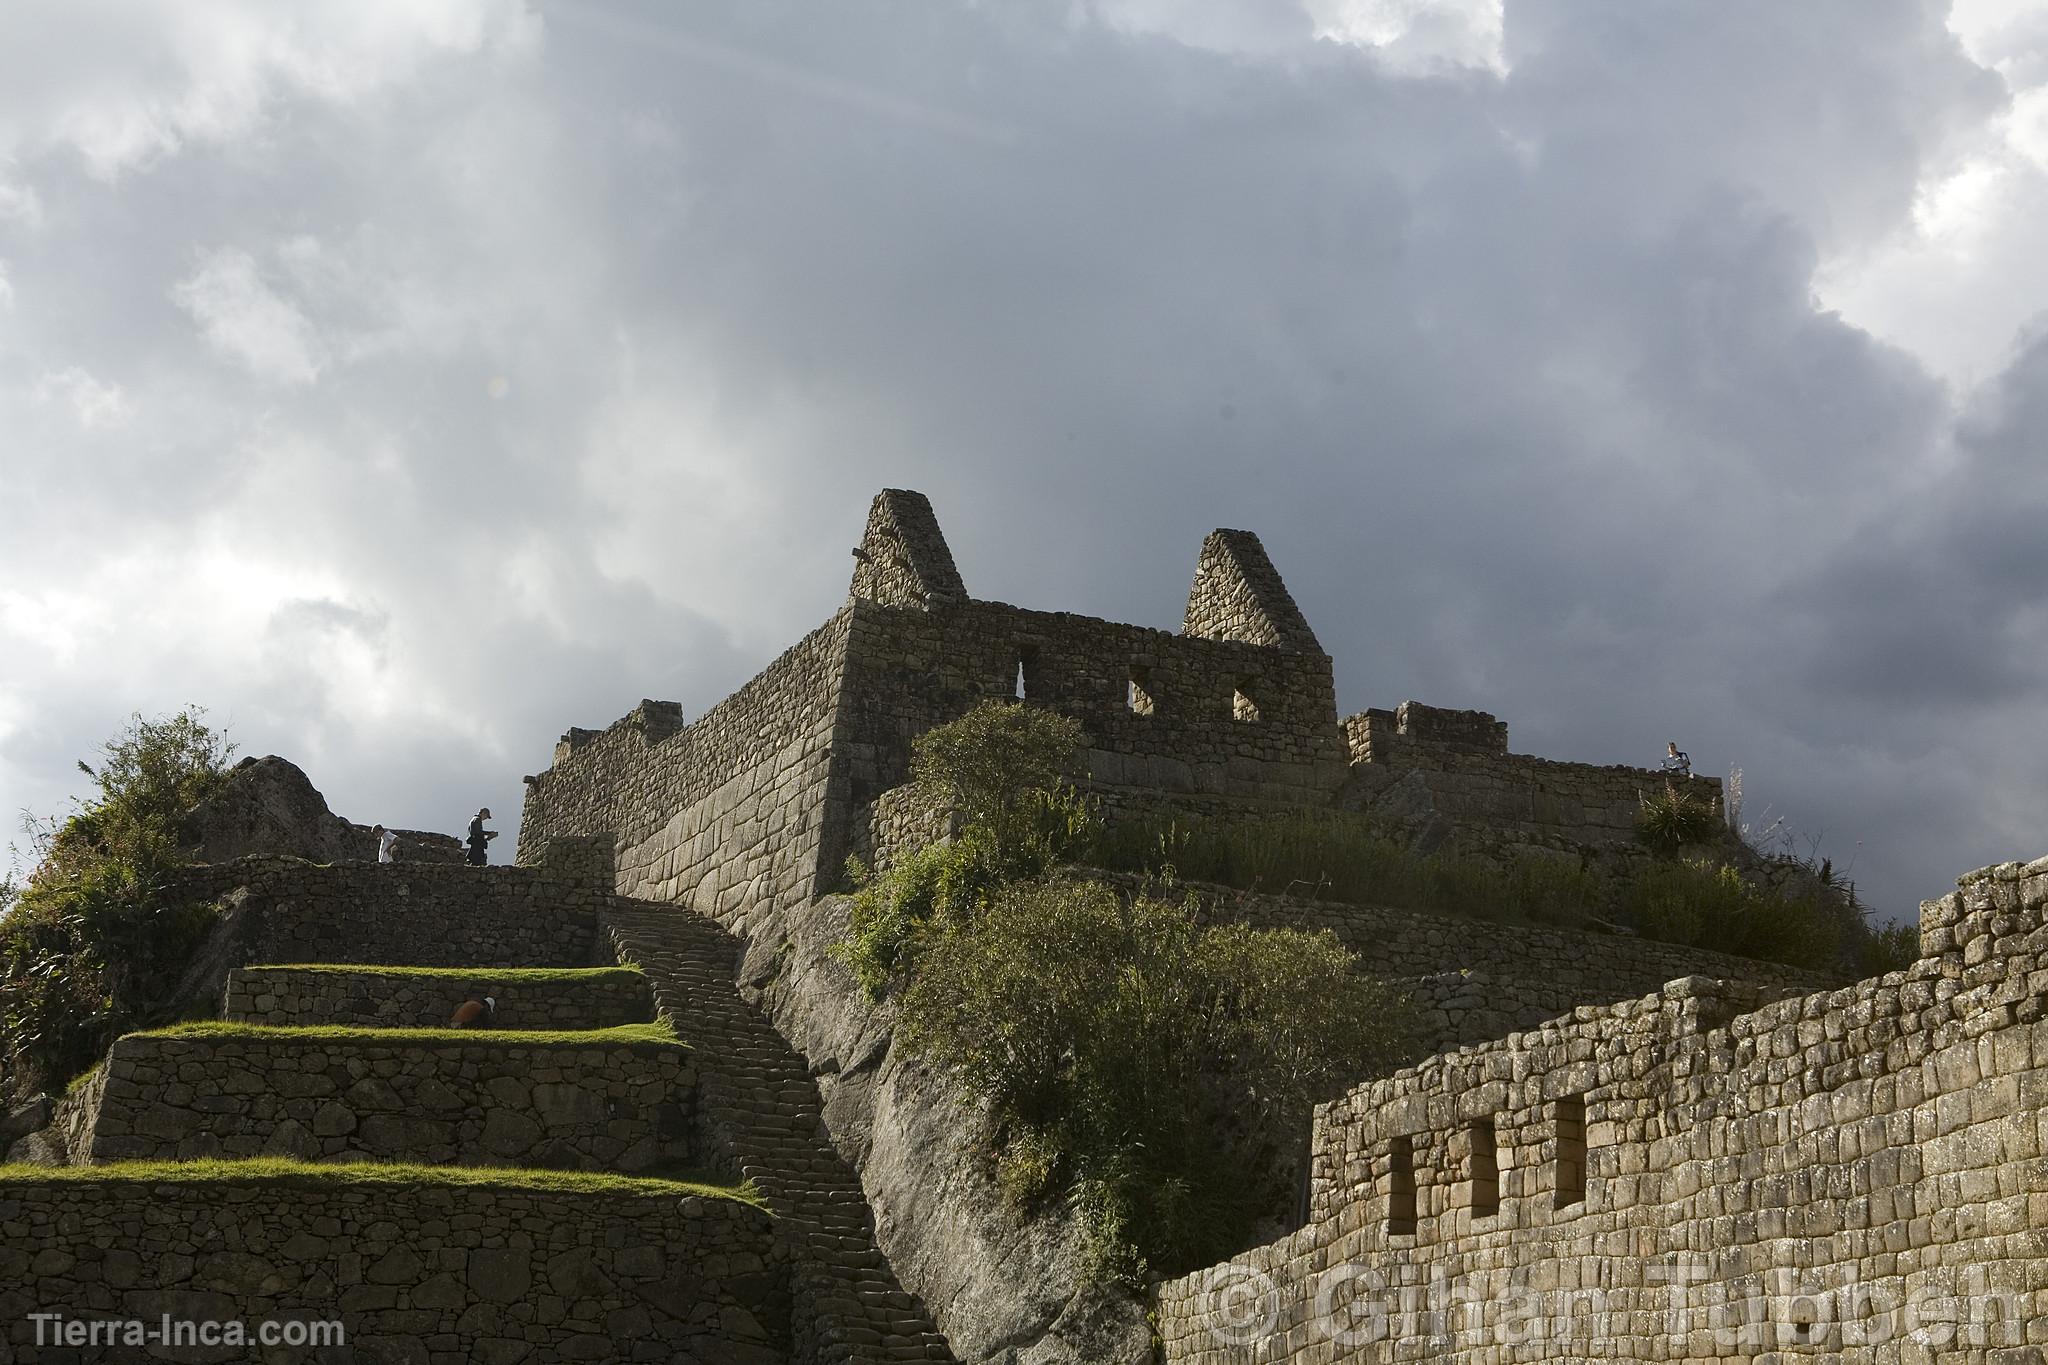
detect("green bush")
[1635,782,1723,854]
[910,700,1086,842]
[841,701,1098,996]
[1,708,233,1099]
[898,879,1418,1280]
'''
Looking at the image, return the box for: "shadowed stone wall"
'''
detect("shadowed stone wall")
[0,1175,788,1365]
[166,840,615,991]
[86,1032,693,1172]
[1155,854,2048,1363]
[223,966,652,1031]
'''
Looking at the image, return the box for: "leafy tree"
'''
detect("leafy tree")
[1,707,233,1099]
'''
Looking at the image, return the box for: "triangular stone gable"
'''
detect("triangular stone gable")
[1182,528,1321,652]
[848,489,968,609]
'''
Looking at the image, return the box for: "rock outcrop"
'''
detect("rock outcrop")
[178,754,462,864]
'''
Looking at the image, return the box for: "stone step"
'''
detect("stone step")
[0,1160,787,1365]
[600,902,960,1364]
[224,964,655,1031]
[86,1024,693,1173]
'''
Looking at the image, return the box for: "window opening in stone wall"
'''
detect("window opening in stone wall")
[1232,684,1260,723]
[1554,1096,1586,1209]
[1387,1135,1417,1235]
[1014,645,1041,701]
[1128,665,1155,716]
[1468,1118,1499,1216]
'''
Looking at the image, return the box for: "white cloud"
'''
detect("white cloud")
[0,0,541,180]
[1,0,2047,922]
[170,247,323,385]
[0,176,41,228]
[0,259,12,312]
[1815,7,2048,389]
[35,366,131,429]
[1309,0,1506,72]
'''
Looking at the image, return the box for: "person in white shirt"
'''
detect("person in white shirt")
[1661,742,1691,777]
[374,825,398,864]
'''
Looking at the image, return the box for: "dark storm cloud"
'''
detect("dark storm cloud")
[0,0,2042,916]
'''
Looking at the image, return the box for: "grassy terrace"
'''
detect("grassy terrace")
[127,1020,685,1050]
[241,963,646,983]
[0,1156,758,1205]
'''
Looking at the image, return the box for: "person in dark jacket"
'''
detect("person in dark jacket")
[466,807,497,866]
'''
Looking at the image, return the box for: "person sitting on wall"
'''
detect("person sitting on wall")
[375,824,398,864]
[466,808,498,866]
[1661,742,1691,777]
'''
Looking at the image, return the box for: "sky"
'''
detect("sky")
[3,0,2046,922]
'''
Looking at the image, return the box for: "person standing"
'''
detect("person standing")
[466,808,497,866]
[375,825,398,864]
[1661,742,1691,777]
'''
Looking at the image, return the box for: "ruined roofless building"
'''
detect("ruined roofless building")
[520,487,1726,939]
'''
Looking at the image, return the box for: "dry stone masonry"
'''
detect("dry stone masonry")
[0,1172,788,1365]
[224,965,653,1031]
[510,490,1834,1365]
[10,489,1968,1364]
[86,1028,694,1172]
[1155,855,2048,1363]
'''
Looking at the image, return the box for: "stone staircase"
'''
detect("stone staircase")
[1,862,818,1364]
[600,899,958,1364]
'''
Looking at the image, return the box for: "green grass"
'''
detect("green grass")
[0,1156,760,1206]
[242,964,646,984]
[128,1020,684,1050]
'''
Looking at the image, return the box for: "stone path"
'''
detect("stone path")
[600,899,958,1365]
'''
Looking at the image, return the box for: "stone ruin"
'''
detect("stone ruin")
[5,487,2032,1364]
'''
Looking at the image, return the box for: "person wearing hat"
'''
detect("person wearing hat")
[466,807,498,866]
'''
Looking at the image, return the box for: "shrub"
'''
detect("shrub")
[1635,782,1723,854]
[0,708,233,1098]
[910,700,1086,843]
[898,879,1419,1280]
[841,702,1098,996]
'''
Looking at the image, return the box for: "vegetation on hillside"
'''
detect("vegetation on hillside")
[1083,809,1602,929]
[841,701,1420,1282]
[0,708,234,1100]
[1085,805,1897,977]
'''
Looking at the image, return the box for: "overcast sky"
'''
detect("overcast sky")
[4,0,2045,921]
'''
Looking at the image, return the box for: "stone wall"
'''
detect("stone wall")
[167,839,615,987]
[222,966,652,1031]
[519,613,851,929]
[836,597,1348,814]
[848,487,968,610]
[0,1172,788,1365]
[86,1030,694,1172]
[1343,733,1724,858]
[1156,853,2048,1363]
[1183,528,1322,653]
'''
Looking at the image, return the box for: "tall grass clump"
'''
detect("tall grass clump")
[1084,809,1603,928]
[1,708,233,1099]
[1614,859,1859,973]
[1634,782,1723,854]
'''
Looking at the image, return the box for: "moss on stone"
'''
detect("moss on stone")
[127,1019,684,1050]
[0,1155,759,1205]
